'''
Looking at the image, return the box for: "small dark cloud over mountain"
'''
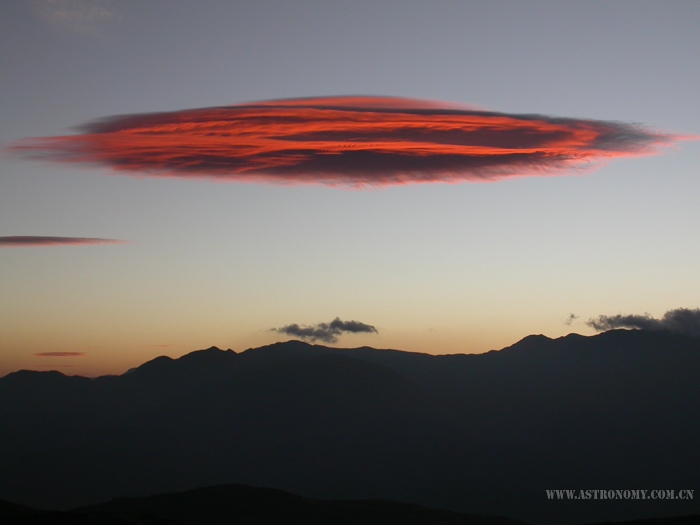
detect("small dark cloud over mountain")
[564,313,579,326]
[587,307,700,337]
[274,317,378,343]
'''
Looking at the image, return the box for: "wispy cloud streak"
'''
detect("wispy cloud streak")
[275,317,378,343]
[0,236,127,247]
[564,313,579,326]
[31,0,121,37]
[587,308,700,338]
[34,352,85,357]
[9,97,689,187]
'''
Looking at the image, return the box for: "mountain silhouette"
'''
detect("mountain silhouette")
[2,484,698,525]
[1,330,699,524]
[76,483,528,524]
[0,484,525,525]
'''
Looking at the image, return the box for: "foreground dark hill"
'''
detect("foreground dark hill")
[2,485,698,525]
[0,483,529,524]
[1,330,699,524]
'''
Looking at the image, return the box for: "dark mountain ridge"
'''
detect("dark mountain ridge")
[1,330,699,525]
[73,483,529,525]
[2,485,699,525]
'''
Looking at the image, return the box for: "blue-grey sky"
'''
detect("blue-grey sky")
[1,0,699,376]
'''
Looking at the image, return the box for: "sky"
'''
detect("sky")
[1,0,699,377]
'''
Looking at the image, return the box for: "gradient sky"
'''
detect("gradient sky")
[1,0,699,377]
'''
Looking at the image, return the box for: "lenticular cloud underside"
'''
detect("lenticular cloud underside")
[10,96,685,187]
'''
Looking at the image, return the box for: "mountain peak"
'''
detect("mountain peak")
[495,334,554,355]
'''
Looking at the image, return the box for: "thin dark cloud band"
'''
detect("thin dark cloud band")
[0,236,128,247]
[9,96,690,187]
[33,352,85,357]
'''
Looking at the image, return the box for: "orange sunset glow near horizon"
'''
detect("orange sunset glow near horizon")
[2,2,699,379]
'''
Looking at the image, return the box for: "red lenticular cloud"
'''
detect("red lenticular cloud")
[34,352,85,357]
[0,236,127,247]
[9,96,690,186]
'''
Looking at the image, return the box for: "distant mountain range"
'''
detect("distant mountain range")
[1,330,698,524]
